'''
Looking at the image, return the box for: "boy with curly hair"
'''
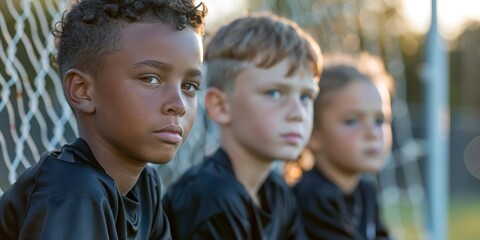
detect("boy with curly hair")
[0,0,207,239]
[163,12,322,239]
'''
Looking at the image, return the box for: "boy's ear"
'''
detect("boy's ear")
[63,69,95,114]
[204,88,231,125]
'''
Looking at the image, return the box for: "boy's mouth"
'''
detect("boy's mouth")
[154,125,183,143]
[364,148,380,156]
[281,132,303,144]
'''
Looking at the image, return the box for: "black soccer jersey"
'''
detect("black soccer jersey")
[293,167,391,240]
[163,148,306,240]
[0,138,170,240]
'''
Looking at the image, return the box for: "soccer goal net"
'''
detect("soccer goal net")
[0,0,75,190]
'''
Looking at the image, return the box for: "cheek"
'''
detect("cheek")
[233,99,269,129]
[120,93,155,120]
[252,105,283,134]
[326,127,359,150]
[100,91,137,120]
[237,114,271,138]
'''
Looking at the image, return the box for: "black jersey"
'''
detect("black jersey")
[293,167,391,240]
[163,148,306,240]
[0,138,170,240]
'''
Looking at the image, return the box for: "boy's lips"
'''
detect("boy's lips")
[364,148,380,156]
[154,125,183,143]
[281,132,303,144]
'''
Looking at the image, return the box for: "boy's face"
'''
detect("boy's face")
[316,81,392,174]
[226,59,318,162]
[92,23,203,164]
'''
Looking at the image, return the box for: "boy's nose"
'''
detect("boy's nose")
[286,97,305,122]
[162,85,186,116]
[365,122,381,140]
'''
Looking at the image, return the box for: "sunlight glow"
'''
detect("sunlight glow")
[402,0,480,39]
[199,0,248,30]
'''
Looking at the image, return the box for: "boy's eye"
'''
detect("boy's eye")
[266,89,282,99]
[375,118,385,126]
[344,118,357,126]
[300,93,313,103]
[140,75,161,85]
[183,82,200,94]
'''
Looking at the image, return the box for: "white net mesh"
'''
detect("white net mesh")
[0,0,75,194]
[0,0,427,239]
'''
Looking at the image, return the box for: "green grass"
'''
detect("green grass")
[449,197,480,240]
[383,196,480,240]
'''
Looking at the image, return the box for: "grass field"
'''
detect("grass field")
[384,196,480,240]
[448,197,480,240]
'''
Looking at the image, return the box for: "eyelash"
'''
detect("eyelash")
[375,118,385,125]
[344,118,385,126]
[266,89,281,98]
[140,75,161,85]
[139,75,201,93]
[345,119,357,126]
[265,90,315,104]
[300,93,314,102]
[183,82,200,93]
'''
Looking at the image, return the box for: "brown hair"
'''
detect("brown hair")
[204,12,322,90]
[312,52,395,129]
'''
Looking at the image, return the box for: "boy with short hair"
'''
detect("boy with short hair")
[0,0,207,239]
[163,12,322,239]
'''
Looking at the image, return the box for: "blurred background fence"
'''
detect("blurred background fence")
[1,0,479,239]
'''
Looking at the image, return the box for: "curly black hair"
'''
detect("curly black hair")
[53,0,207,78]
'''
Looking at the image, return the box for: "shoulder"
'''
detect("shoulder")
[165,160,245,205]
[6,151,116,203]
[294,169,334,195]
[0,151,118,238]
[163,158,251,222]
[293,169,343,205]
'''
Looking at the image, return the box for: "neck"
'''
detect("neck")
[80,128,146,195]
[221,142,273,206]
[315,155,360,194]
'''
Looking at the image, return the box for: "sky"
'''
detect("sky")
[403,0,480,40]
[201,0,480,41]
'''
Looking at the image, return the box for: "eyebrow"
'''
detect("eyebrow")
[185,69,202,79]
[268,82,317,92]
[133,60,202,78]
[341,110,385,117]
[134,60,172,71]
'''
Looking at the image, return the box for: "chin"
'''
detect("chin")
[276,152,302,161]
[151,157,175,165]
[149,151,178,164]
[363,165,383,173]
